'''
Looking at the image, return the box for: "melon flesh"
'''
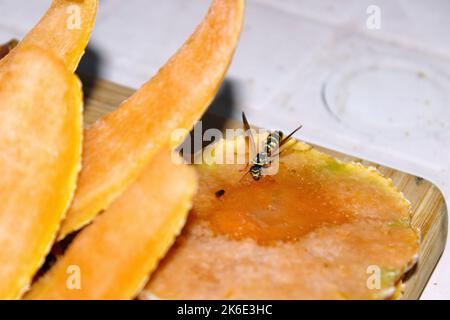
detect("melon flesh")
[18,0,98,71]
[26,150,197,300]
[0,46,82,299]
[141,136,419,300]
[58,0,245,239]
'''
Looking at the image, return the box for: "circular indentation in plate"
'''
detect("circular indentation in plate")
[323,59,450,136]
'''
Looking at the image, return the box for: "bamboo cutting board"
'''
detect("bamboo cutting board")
[81,76,448,300]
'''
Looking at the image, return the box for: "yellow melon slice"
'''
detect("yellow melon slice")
[25,150,197,300]
[58,0,245,239]
[141,135,419,300]
[18,0,98,71]
[0,46,82,299]
[0,39,17,60]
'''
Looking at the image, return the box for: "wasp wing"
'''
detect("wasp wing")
[269,124,303,159]
[242,112,257,157]
[279,125,302,148]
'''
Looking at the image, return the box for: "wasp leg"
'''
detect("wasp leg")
[239,170,251,182]
[239,162,250,172]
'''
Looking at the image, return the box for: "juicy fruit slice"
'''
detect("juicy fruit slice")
[58,0,245,239]
[141,136,419,299]
[26,150,197,300]
[0,46,82,299]
[18,0,98,71]
[0,39,18,60]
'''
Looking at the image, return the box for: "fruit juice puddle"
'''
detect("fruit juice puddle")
[194,164,353,245]
[190,148,410,246]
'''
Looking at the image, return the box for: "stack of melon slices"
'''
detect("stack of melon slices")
[0,0,244,299]
[0,0,418,300]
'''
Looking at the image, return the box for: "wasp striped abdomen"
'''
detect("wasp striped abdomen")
[265,131,283,156]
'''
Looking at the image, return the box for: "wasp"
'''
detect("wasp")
[241,112,302,181]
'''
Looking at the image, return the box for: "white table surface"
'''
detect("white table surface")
[1,0,449,299]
